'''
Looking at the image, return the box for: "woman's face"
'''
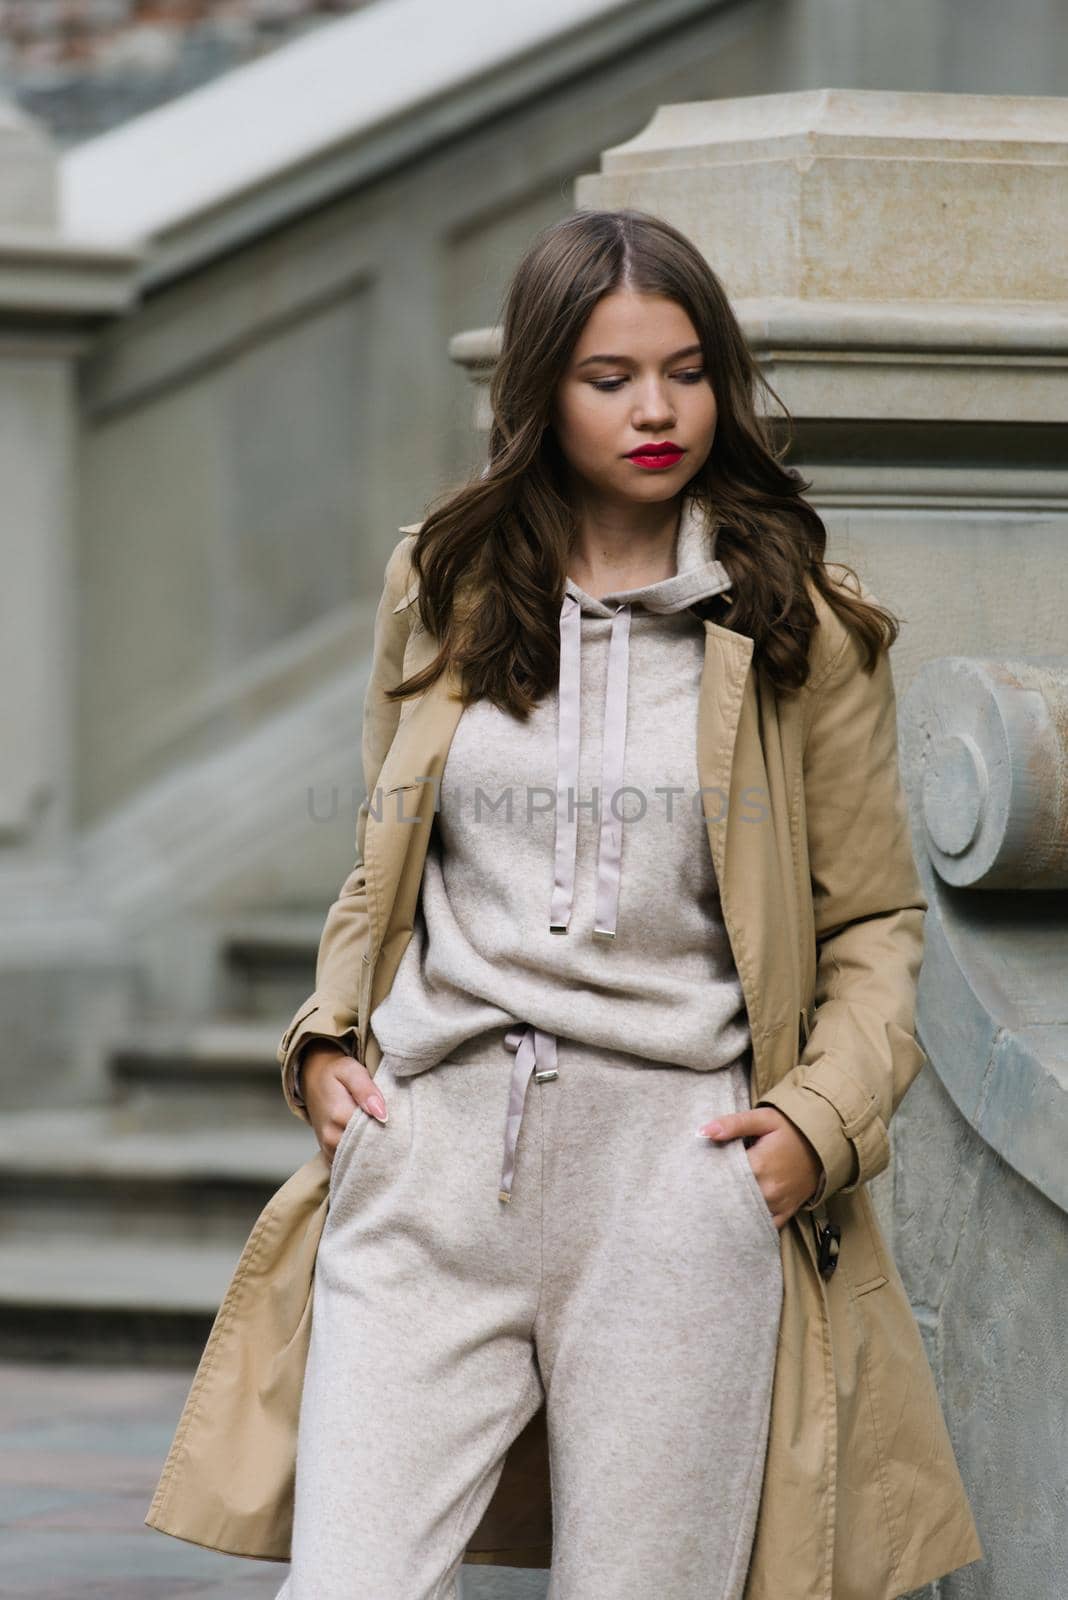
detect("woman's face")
[550,289,717,509]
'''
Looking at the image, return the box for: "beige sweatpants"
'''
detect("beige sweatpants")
[275,1023,784,1600]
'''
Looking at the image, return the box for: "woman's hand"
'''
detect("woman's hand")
[299,1041,389,1166]
[697,1106,823,1231]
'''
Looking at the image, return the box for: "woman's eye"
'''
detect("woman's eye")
[589,369,705,392]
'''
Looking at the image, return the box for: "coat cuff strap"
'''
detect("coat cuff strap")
[757,1056,888,1203]
[277,996,359,1123]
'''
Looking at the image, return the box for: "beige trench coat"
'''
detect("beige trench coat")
[145,529,984,1597]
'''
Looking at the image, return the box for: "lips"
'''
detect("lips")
[626,441,683,458]
[626,442,685,470]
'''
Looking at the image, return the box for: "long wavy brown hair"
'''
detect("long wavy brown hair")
[389,207,898,718]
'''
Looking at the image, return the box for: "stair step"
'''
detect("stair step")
[0,1100,313,1177]
[0,1105,318,1239]
[217,911,325,1019]
[0,1234,243,1315]
[109,1016,317,1121]
[220,910,326,964]
[111,1016,287,1083]
[0,1103,313,1179]
[0,1108,324,1361]
[0,1235,246,1363]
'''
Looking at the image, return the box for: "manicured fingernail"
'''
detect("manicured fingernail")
[368,1093,388,1122]
[702,1122,724,1138]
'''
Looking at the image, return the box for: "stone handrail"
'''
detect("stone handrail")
[900,660,1068,1212]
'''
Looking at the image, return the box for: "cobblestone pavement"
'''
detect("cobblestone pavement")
[0,1358,282,1598]
[0,1357,545,1598]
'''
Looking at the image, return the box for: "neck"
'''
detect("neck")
[566,494,683,597]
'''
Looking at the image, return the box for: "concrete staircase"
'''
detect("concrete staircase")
[0,913,325,1364]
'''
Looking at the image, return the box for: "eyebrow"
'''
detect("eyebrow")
[575,343,704,369]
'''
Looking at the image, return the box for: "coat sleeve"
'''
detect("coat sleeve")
[276,534,418,1122]
[756,597,929,1207]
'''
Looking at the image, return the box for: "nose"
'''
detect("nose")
[631,378,676,428]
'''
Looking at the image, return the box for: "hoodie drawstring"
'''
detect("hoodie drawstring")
[548,550,732,945]
[550,593,633,940]
[548,593,581,934]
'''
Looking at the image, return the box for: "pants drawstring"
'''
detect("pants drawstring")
[499,1023,558,1203]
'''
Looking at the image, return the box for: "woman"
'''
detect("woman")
[146,208,983,1598]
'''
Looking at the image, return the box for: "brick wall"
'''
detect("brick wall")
[0,0,376,146]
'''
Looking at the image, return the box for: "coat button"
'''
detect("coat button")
[815,1219,841,1280]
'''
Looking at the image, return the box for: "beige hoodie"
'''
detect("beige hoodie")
[363,490,755,1098]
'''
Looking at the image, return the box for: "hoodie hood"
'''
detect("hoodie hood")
[550,490,732,940]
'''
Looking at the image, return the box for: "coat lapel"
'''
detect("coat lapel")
[695,617,754,890]
[693,617,799,1094]
[363,654,466,964]
[694,619,796,1099]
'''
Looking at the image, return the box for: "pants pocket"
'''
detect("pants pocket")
[327,1060,399,1205]
[327,1104,369,1201]
[728,1134,780,1247]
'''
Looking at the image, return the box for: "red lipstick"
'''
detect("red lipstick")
[625,441,685,471]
